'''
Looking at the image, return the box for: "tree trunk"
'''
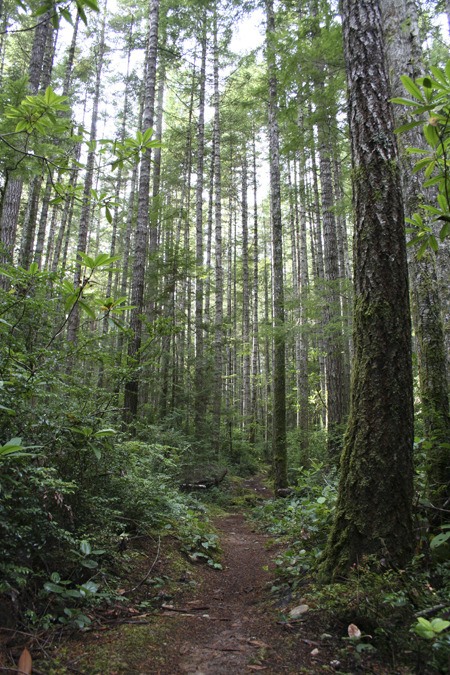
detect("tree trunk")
[319,135,349,457]
[266,0,287,491]
[212,6,224,452]
[381,0,450,514]
[194,19,208,440]
[123,0,160,423]
[241,151,251,430]
[250,130,260,446]
[322,0,414,577]
[0,11,52,269]
[0,178,22,267]
[67,13,106,344]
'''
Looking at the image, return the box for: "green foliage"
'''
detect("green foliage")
[393,62,450,255]
[178,510,222,569]
[414,616,450,639]
[25,0,99,28]
[5,86,69,134]
[253,462,337,588]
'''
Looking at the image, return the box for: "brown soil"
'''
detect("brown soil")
[156,512,302,674]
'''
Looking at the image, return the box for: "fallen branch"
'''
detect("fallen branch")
[180,468,228,491]
[161,604,209,613]
[415,604,448,617]
[126,535,161,594]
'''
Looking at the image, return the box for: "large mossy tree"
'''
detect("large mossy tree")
[322,0,414,578]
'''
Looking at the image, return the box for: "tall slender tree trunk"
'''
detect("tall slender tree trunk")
[212,7,224,451]
[266,0,287,490]
[123,0,160,423]
[250,131,260,446]
[322,0,414,577]
[241,151,251,430]
[194,20,208,440]
[67,13,107,344]
[319,133,349,457]
[295,151,310,460]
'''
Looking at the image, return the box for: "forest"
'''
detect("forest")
[0,0,449,671]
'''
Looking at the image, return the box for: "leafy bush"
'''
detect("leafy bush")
[253,462,337,588]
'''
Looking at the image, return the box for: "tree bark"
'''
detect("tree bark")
[322,0,414,577]
[194,19,208,440]
[67,13,106,344]
[381,0,450,514]
[266,0,287,490]
[212,6,224,452]
[123,0,160,423]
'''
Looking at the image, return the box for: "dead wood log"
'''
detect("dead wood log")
[180,468,227,491]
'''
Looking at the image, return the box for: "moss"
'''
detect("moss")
[43,620,176,674]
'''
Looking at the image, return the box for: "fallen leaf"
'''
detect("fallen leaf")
[348,623,362,639]
[17,647,32,675]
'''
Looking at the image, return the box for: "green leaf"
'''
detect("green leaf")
[423,124,439,148]
[429,235,438,252]
[78,300,96,319]
[3,437,22,447]
[418,240,431,258]
[64,589,82,598]
[44,582,65,594]
[413,158,433,173]
[92,253,120,268]
[80,558,98,569]
[430,531,450,549]
[391,97,419,107]
[94,428,116,437]
[430,66,448,87]
[423,176,444,188]
[439,221,450,240]
[394,120,423,134]
[430,618,450,633]
[77,252,95,269]
[80,540,92,556]
[400,75,425,101]
[80,581,99,594]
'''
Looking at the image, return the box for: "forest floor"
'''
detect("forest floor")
[2,478,417,674]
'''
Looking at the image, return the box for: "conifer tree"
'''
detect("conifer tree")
[322,0,414,576]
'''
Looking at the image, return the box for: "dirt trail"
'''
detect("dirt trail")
[166,513,276,673]
[149,511,320,674]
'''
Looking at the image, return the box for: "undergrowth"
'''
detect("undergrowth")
[252,461,450,673]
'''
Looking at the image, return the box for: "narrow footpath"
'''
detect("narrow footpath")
[130,511,330,674]
[26,495,397,673]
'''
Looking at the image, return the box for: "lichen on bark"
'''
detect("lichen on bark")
[321,0,414,579]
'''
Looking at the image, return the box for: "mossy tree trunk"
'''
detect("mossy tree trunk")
[381,0,450,516]
[322,0,414,578]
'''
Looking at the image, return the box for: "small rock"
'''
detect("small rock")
[310,648,319,656]
[289,604,309,619]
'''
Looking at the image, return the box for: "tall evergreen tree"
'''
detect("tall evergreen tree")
[266,0,287,491]
[322,0,414,577]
